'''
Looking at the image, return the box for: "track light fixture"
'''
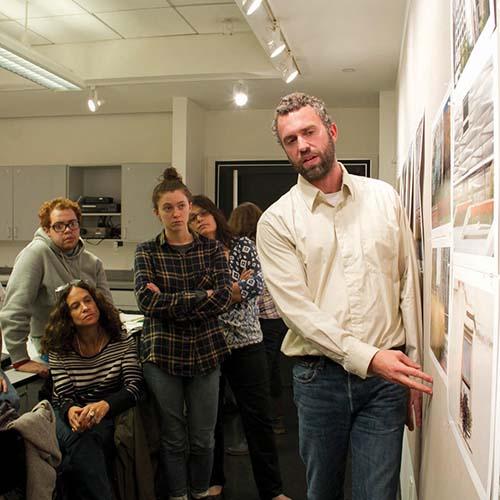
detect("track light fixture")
[267,24,286,58]
[242,0,263,16]
[233,80,249,106]
[87,86,103,112]
[236,0,300,83]
[280,54,299,84]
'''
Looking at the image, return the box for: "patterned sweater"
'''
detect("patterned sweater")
[219,237,264,349]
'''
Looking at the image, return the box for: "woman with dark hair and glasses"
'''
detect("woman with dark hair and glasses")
[134,168,232,500]
[229,202,289,435]
[190,195,290,500]
[41,280,143,500]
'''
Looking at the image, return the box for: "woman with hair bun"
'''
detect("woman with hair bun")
[190,195,290,500]
[134,167,232,500]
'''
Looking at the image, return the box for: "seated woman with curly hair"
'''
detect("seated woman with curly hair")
[41,279,143,500]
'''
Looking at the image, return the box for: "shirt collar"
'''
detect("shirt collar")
[157,229,200,248]
[297,162,355,211]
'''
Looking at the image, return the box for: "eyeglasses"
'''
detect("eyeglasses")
[55,279,87,298]
[50,220,80,233]
[189,209,209,223]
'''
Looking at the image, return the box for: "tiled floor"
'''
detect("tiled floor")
[223,383,306,500]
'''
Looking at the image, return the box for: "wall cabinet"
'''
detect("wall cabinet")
[122,163,165,242]
[67,163,166,242]
[0,165,67,241]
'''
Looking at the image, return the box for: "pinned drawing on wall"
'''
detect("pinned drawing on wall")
[431,94,452,238]
[414,116,425,274]
[447,267,497,500]
[452,0,495,84]
[430,244,451,378]
[452,49,496,273]
[428,92,453,380]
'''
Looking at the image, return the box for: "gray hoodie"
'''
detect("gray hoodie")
[0,228,112,363]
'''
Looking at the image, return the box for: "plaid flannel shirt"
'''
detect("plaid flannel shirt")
[134,231,232,376]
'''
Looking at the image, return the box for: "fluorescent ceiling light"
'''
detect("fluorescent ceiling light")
[242,0,263,16]
[0,32,84,90]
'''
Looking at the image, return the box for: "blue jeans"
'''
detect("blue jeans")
[55,410,115,500]
[143,362,220,499]
[293,357,407,500]
[0,369,20,411]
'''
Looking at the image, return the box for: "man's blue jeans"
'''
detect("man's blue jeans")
[293,357,407,500]
[143,362,220,499]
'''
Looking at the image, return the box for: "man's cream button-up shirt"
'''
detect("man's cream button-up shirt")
[256,164,422,379]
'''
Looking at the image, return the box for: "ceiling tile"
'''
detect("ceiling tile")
[75,0,170,13]
[0,21,52,45]
[97,8,195,38]
[0,0,85,19]
[0,67,41,90]
[170,0,233,5]
[177,4,249,34]
[27,14,122,44]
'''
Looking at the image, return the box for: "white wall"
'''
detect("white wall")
[172,97,206,195]
[0,113,172,165]
[396,1,480,499]
[204,106,380,197]
[0,112,172,270]
[0,104,381,270]
[379,90,397,186]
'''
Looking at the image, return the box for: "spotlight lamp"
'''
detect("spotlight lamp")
[87,86,103,113]
[267,24,286,59]
[281,54,299,84]
[233,80,249,107]
[242,0,263,16]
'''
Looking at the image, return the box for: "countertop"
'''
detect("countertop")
[0,267,134,290]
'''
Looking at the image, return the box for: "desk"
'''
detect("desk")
[3,367,43,415]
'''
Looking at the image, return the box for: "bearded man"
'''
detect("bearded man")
[256,93,433,500]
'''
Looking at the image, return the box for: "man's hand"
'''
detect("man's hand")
[0,376,7,393]
[406,389,422,431]
[369,350,433,395]
[16,360,49,378]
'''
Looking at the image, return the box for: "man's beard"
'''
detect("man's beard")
[290,136,336,182]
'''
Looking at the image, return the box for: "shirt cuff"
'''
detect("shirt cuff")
[343,337,379,379]
[8,344,30,365]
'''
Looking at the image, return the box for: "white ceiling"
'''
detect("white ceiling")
[0,0,408,117]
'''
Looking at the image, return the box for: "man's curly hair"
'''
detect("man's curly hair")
[41,280,124,354]
[272,92,333,143]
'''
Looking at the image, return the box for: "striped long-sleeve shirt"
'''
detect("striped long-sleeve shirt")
[49,333,143,420]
